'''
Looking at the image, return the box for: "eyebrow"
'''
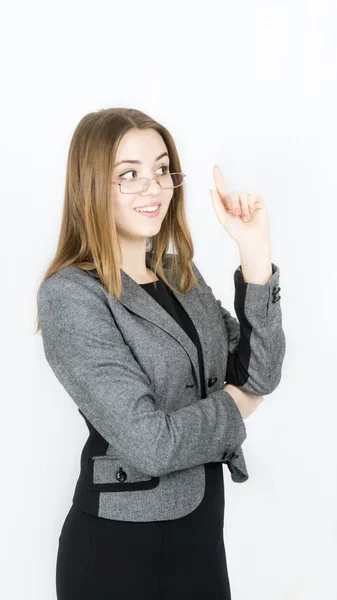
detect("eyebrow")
[114,152,169,168]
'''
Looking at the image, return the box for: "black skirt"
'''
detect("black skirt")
[56,462,231,600]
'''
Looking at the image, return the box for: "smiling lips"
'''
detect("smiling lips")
[133,204,161,218]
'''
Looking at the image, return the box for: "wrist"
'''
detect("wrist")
[238,241,272,284]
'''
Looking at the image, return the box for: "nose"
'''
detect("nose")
[141,177,162,195]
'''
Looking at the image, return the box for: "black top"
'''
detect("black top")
[140,278,207,399]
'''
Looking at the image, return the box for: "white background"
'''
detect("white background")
[1,1,337,598]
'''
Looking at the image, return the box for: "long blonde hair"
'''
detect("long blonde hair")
[35,107,199,333]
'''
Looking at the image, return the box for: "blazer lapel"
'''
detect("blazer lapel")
[88,253,214,395]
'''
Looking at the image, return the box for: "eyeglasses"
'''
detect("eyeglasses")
[111,172,186,194]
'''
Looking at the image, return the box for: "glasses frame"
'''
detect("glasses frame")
[111,172,186,194]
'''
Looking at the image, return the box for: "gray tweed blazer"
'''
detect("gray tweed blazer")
[37,251,285,522]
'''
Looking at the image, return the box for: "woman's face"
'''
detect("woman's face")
[111,129,174,241]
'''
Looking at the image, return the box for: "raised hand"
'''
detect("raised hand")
[210,164,270,247]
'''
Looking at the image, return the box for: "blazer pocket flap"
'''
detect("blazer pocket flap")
[90,455,160,492]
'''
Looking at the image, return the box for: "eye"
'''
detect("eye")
[119,165,169,180]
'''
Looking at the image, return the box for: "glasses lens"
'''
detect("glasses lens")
[120,173,184,193]
[120,179,147,194]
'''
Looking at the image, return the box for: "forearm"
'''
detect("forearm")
[225,250,285,394]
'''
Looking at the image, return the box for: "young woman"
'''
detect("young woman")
[36,107,285,599]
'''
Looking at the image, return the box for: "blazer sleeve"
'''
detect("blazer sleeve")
[37,271,247,478]
[192,261,286,395]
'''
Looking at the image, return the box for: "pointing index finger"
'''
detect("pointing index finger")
[213,165,229,202]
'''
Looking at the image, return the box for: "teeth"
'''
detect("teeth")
[135,205,160,213]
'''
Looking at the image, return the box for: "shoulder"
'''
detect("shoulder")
[38,265,109,329]
[38,265,104,297]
